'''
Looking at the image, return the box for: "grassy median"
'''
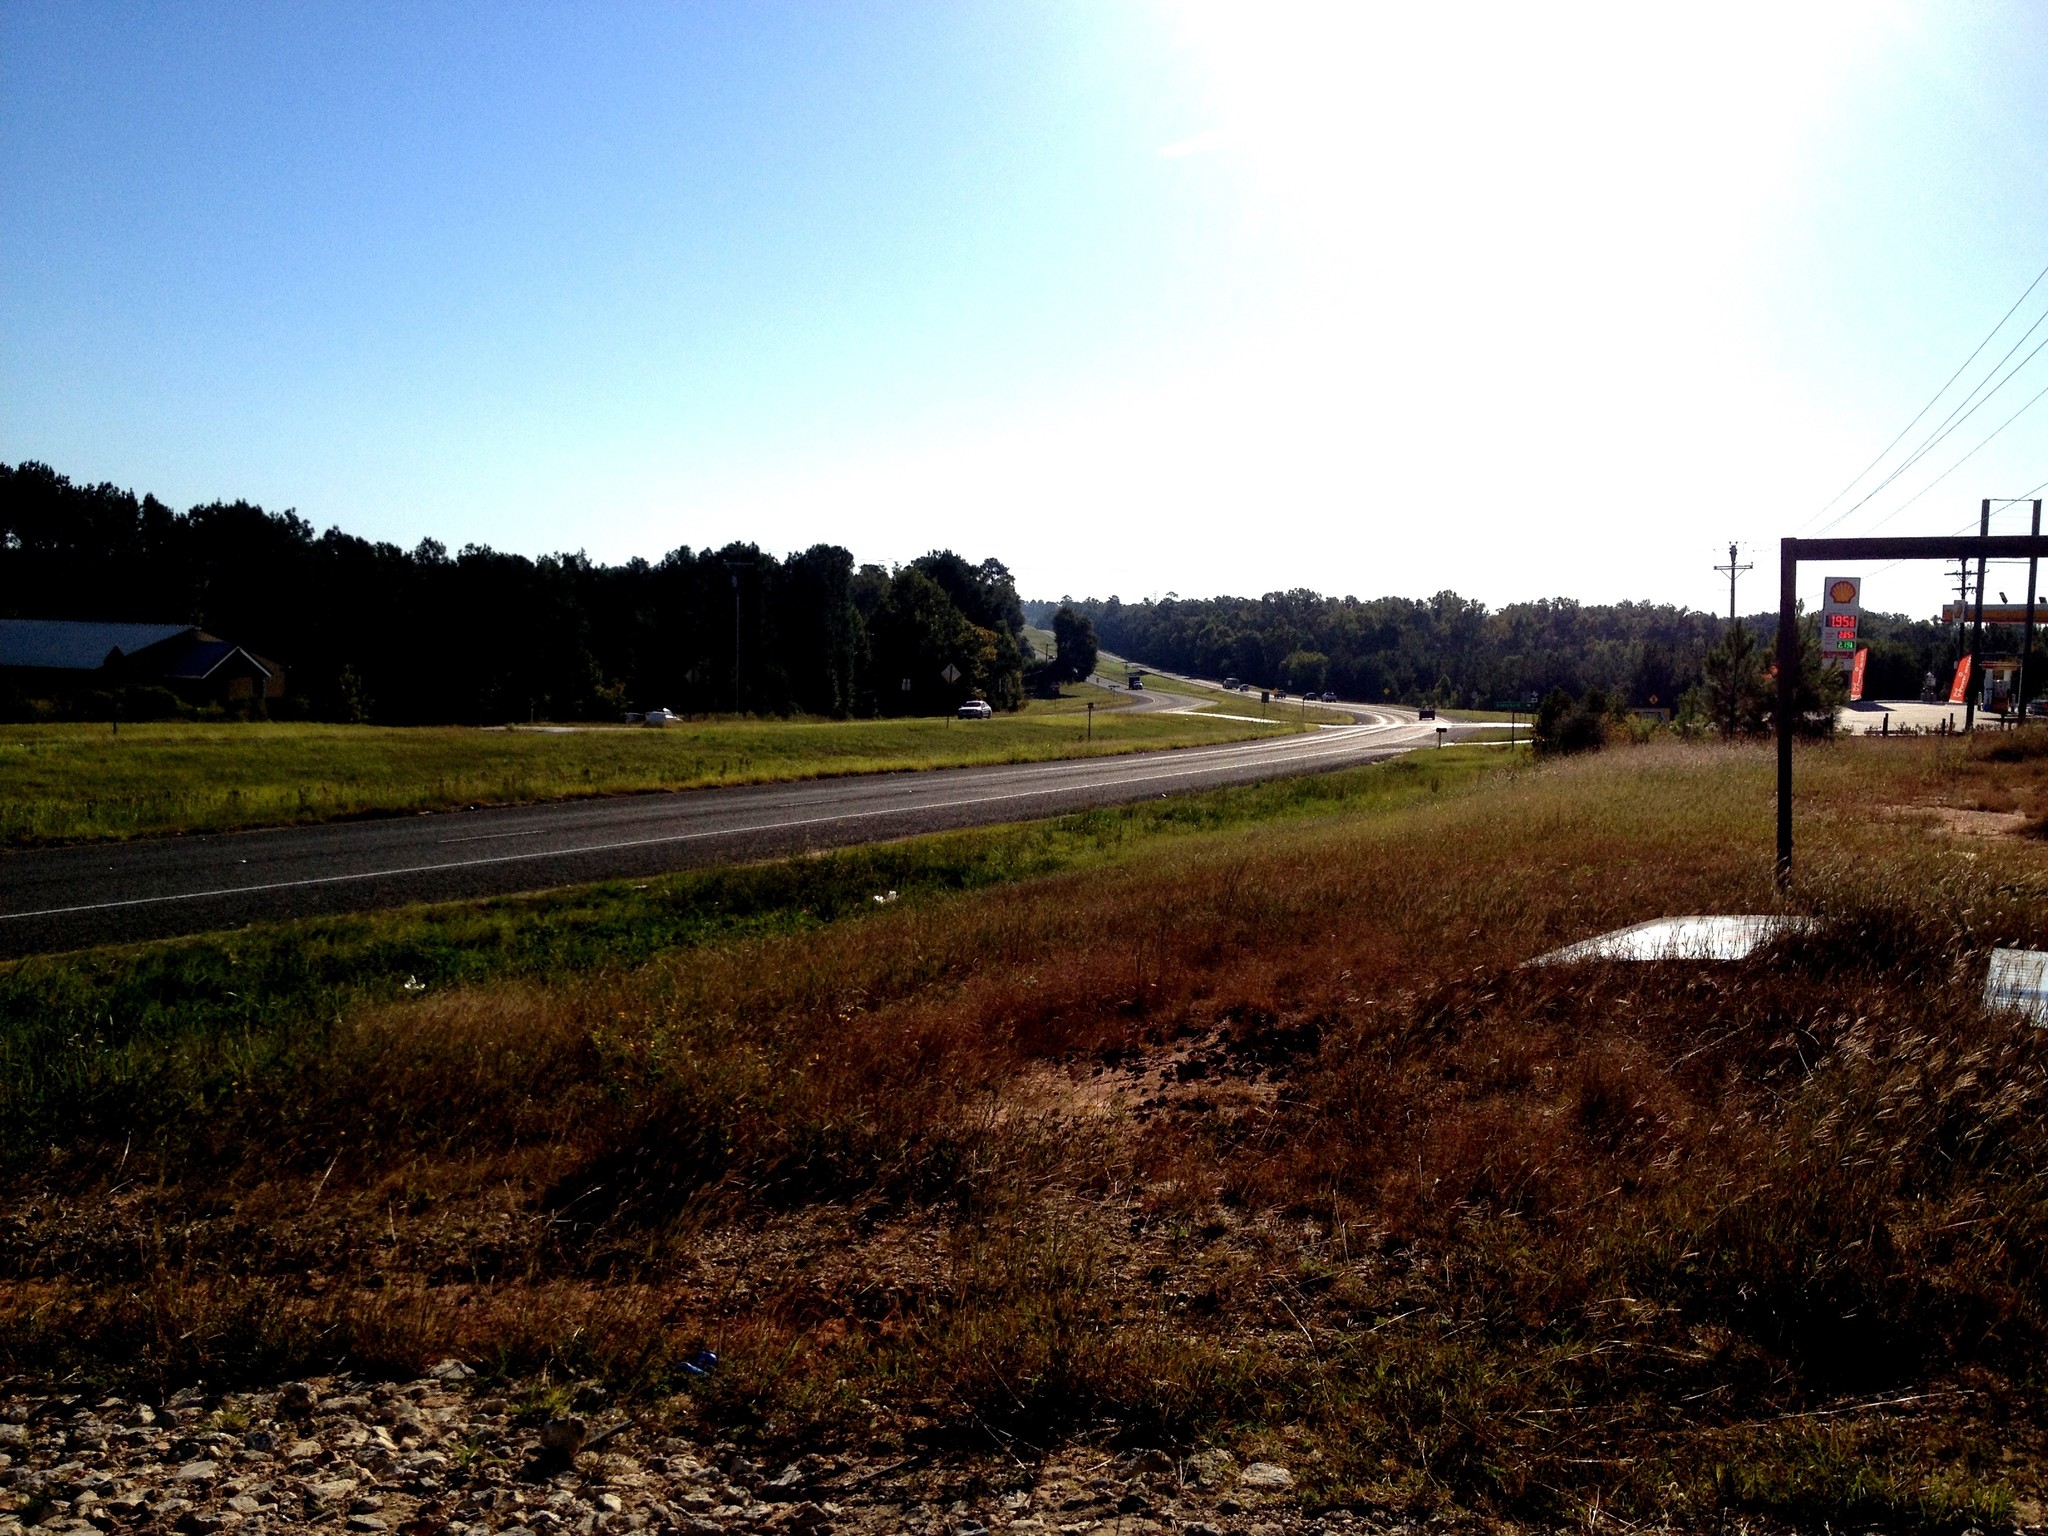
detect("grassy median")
[0,686,1304,846]
[5,734,2048,1530]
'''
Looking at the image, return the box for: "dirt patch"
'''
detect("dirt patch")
[1882,803,2033,839]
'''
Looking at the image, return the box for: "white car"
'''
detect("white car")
[642,708,679,727]
[957,699,994,719]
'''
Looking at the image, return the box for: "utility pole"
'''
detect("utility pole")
[1713,542,1752,624]
[1949,557,1973,702]
[724,559,753,715]
[1966,500,1990,732]
[1712,542,1752,741]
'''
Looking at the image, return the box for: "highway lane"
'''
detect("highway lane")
[0,713,1453,956]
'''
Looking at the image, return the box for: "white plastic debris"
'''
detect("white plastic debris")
[1531,915,1813,965]
[1984,948,2048,1025]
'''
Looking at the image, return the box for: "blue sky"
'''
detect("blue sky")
[3,2,2046,616]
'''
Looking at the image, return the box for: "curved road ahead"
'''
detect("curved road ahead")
[0,711,1459,956]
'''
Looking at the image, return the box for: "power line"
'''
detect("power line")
[1814,319,2048,535]
[1864,481,2048,579]
[1800,256,2048,533]
[1859,376,2048,535]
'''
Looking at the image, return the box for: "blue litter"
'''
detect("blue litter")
[681,1350,718,1376]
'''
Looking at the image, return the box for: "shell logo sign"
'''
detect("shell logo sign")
[1821,575,1861,657]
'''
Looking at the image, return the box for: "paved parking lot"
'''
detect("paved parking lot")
[1838,699,2013,733]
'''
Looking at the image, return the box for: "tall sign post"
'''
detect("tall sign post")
[1778,531,2048,882]
[2024,500,2044,715]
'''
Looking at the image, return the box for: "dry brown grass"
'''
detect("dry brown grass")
[6,739,2048,1529]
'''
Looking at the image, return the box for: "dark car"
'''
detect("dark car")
[1418,706,1436,720]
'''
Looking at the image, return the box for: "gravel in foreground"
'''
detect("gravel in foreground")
[0,1370,1412,1536]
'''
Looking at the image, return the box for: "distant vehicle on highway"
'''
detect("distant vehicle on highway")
[1418,706,1436,720]
[1223,676,1240,690]
[1128,676,1143,689]
[957,699,993,719]
[641,708,679,727]
[1321,691,1337,702]
[2029,697,2048,721]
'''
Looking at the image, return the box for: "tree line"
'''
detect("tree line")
[10,459,1995,729]
[1032,589,1966,712]
[1,461,1042,723]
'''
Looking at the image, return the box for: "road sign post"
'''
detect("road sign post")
[1493,699,1529,748]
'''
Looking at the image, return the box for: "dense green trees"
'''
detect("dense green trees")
[0,462,1024,723]
[1534,687,1613,755]
[1281,649,1330,693]
[1050,605,1099,683]
[1037,588,1958,712]
[866,567,1022,715]
[1691,621,1772,738]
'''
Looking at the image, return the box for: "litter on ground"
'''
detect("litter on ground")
[1984,947,2048,1026]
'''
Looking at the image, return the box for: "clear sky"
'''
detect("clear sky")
[3,2,2045,618]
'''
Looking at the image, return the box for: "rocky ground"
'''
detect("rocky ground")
[0,1369,1393,1536]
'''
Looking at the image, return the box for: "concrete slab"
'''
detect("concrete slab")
[1531,915,1812,965]
[1835,704,2039,741]
[1837,700,1978,734]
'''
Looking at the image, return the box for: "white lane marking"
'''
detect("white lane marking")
[438,828,552,844]
[391,720,1418,835]
[1,730,1422,922]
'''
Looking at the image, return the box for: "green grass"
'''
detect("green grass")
[1126,670,1204,697]
[1121,665,1353,723]
[0,748,1511,1168]
[0,695,1296,847]
[1008,680,1140,714]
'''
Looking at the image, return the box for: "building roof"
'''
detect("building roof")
[162,638,270,681]
[0,619,197,672]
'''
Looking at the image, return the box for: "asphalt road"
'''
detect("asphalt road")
[0,711,1456,956]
